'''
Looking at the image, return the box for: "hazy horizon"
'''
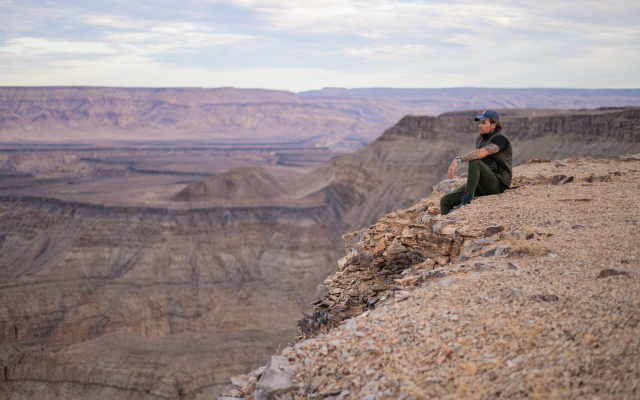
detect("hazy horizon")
[0,86,639,94]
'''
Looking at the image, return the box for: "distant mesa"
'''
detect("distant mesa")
[174,166,289,202]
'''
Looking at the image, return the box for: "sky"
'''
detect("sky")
[0,0,639,92]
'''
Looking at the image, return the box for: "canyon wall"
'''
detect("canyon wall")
[0,198,343,398]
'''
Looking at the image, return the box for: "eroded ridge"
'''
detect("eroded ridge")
[221,155,640,400]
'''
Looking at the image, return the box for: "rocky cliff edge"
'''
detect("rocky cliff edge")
[220,154,640,400]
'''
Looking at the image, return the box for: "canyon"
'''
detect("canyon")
[2,87,640,152]
[1,88,640,399]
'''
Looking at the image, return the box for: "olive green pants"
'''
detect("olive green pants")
[440,160,500,215]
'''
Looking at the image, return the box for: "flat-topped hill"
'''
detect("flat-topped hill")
[174,166,290,204]
[300,87,640,115]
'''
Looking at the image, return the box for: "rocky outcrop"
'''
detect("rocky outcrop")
[296,200,462,338]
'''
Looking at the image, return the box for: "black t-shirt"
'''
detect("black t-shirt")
[489,135,508,193]
[491,135,508,152]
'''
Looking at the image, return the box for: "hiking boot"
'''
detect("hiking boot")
[454,191,474,210]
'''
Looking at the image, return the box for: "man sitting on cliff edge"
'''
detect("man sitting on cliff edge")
[440,110,513,215]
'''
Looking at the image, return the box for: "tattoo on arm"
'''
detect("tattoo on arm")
[460,149,487,162]
[484,143,500,155]
[459,144,499,162]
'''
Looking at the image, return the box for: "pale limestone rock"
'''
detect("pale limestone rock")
[345,319,358,333]
[230,375,249,387]
[460,238,494,257]
[402,228,418,238]
[257,356,298,397]
[341,232,356,242]
[440,225,458,236]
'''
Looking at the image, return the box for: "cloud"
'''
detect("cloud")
[1,37,119,56]
[80,15,152,31]
[0,0,639,89]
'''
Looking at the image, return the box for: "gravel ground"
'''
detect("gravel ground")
[224,156,640,400]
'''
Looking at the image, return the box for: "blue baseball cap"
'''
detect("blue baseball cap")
[474,110,500,123]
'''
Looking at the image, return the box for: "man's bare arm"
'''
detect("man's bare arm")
[459,144,500,162]
[483,143,500,155]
